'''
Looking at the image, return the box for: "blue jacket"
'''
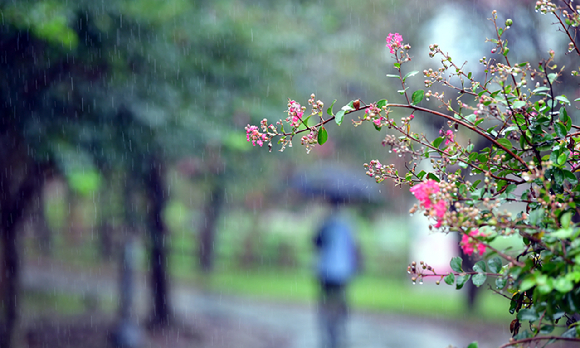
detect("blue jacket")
[314,215,357,284]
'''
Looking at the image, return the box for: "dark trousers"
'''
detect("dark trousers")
[318,281,348,348]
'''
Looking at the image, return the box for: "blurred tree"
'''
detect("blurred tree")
[0,0,306,344]
[0,0,455,345]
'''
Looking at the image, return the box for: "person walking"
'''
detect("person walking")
[313,199,358,348]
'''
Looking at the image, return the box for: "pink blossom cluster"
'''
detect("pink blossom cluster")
[571,151,580,171]
[386,33,403,54]
[245,125,267,147]
[461,229,487,256]
[444,130,454,146]
[245,119,272,147]
[286,100,304,127]
[365,159,394,183]
[410,179,447,228]
[365,104,385,126]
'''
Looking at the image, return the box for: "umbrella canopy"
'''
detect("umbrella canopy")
[290,163,384,204]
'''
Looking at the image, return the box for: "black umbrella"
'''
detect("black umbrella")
[290,163,384,204]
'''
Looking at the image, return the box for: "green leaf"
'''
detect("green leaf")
[548,73,558,83]
[534,86,550,93]
[386,74,400,78]
[467,342,478,348]
[555,122,567,138]
[403,70,419,82]
[427,173,440,182]
[562,327,578,338]
[301,115,312,128]
[473,260,487,273]
[513,331,532,340]
[327,99,337,116]
[556,95,571,105]
[450,256,463,273]
[560,107,571,131]
[488,257,502,273]
[520,276,536,291]
[558,152,568,165]
[528,208,544,225]
[317,126,328,145]
[540,325,555,334]
[495,277,507,289]
[376,99,387,108]
[394,62,401,69]
[509,294,520,314]
[517,308,540,321]
[512,100,526,109]
[68,170,102,196]
[433,137,444,148]
[554,277,574,293]
[411,90,425,105]
[505,184,517,194]
[561,211,572,228]
[564,170,577,185]
[552,227,574,239]
[456,274,471,290]
[554,168,565,186]
[444,273,455,285]
[472,273,487,287]
[335,110,345,126]
[496,138,513,150]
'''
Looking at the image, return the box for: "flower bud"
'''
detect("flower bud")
[505,19,513,27]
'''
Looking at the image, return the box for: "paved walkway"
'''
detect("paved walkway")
[21,260,510,348]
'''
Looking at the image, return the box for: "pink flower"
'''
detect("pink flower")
[444,130,454,146]
[433,199,446,219]
[461,229,487,256]
[409,114,414,120]
[287,100,304,127]
[386,33,403,54]
[410,179,440,209]
[373,117,385,126]
[411,179,448,228]
[571,151,580,171]
[245,124,267,147]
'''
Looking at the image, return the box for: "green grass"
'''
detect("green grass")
[203,267,512,322]
[33,193,518,323]
[20,289,115,318]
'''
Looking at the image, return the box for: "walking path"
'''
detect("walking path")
[21,259,510,348]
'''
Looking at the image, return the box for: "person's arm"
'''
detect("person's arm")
[313,228,325,249]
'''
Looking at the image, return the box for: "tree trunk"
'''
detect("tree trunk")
[0,224,19,348]
[0,161,45,348]
[198,175,224,273]
[146,156,171,327]
[33,187,52,256]
[457,234,478,312]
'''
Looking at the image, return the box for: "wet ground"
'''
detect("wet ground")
[20,258,517,348]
